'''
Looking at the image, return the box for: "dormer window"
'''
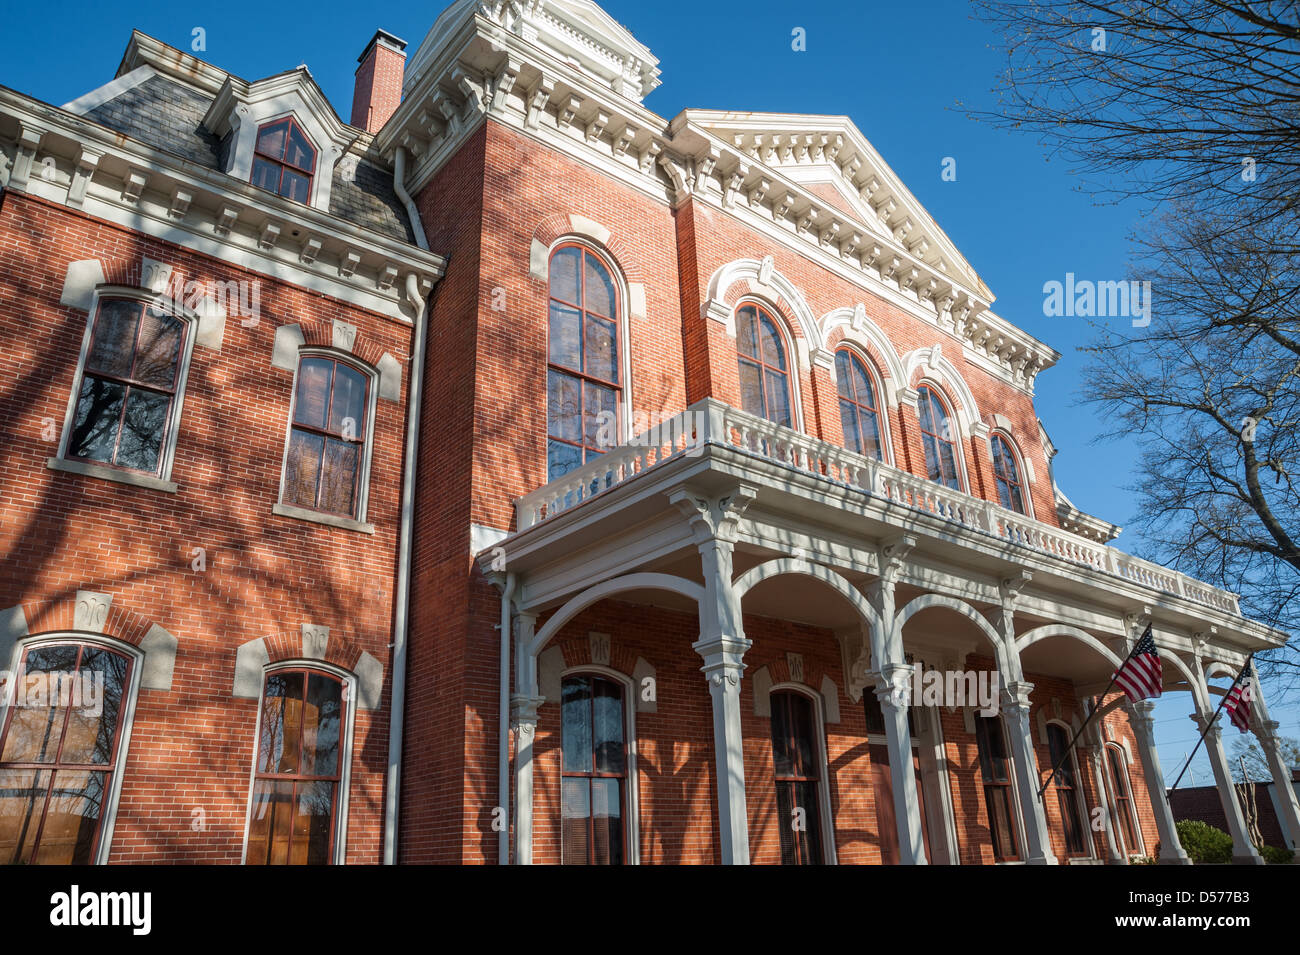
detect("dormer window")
[251,117,316,204]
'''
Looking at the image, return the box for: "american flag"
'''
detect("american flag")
[1224,676,1253,733]
[1114,625,1163,701]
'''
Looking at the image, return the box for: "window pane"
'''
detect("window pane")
[561,777,590,865]
[281,169,311,204]
[739,359,764,418]
[583,254,615,318]
[758,313,785,369]
[294,358,332,429]
[851,357,873,409]
[548,301,582,370]
[592,680,624,775]
[256,120,288,159]
[301,674,343,778]
[33,770,104,865]
[590,776,623,865]
[547,370,581,445]
[69,376,125,464]
[787,695,816,777]
[550,247,581,305]
[328,364,367,439]
[561,677,592,774]
[547,439,582,482]
[770,695,793,778]
[765,369,792,427]
[938,440,960,488]
[584,314,617,382]
[285,123,315,171]
[116,388,170,473]
[258,671,305,775]
[60,648,128,765]
[245,778,294,865]
[292,781,335,865]
[987,786,1018,859]
[0,769,50,864]
[2,645,80,763]
[583,382,616,453]
[918,389,937,434]
[284,430,325,508]
[86,300,140,377]
[317,438,359,516]
[736,305,758,358]
[840,400,861,454]
[134,308,182,388]
[835,350,852,398]
[251,157,281,193]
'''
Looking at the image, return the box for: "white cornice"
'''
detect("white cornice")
[117,30,229,95]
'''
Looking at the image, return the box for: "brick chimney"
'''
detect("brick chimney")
[350,29,407,134]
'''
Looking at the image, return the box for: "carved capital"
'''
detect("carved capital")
[669,484,757,546]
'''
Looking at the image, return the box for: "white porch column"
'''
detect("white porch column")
[672,484,756,865]
[1003,680,1058,865]
[871,535,927,864]
[1255,719,1300,850]
[1126,700,1190,863]
[873,665,927,864]
[1083,744,1124,862]
[1193,711,1264,864]
[510,611,541,865]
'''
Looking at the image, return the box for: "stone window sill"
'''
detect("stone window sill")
[272,501,374,535]
[47,457,178,493]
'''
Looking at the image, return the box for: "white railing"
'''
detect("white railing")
[514,399,1241,616]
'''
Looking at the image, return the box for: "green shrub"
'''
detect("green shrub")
[1261,845,1294,865]
[1176,820,1233,864]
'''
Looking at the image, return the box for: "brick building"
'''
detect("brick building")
[0,0,1296,865]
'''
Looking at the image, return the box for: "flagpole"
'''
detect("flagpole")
[1166,653,1254,795]
[1036,633,1146,799]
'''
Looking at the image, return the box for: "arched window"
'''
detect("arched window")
[1106,743,1140,855]
[974,713,1019,861]
[560,673,627,865]
[251,117,316,204]
[736,303,793,428]
[0,640,135,864]
[63,296,189,478]
[770,690,824,864]
[917,385,962,490]
[547,244,621,482]
[991,433,1027,514]
[1047,723,1088,856]
[835,348,884,460]
[245,667,348,865]
[281,355,371,520]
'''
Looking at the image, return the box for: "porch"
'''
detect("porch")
[480,399,1296,864]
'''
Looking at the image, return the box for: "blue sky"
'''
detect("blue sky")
[3,0,1294,788]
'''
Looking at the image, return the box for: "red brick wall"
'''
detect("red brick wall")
[0,190,411,863]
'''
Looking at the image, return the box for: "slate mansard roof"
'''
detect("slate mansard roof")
[69,41,414,243]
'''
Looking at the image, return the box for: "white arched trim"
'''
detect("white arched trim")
[733,558,883,637]
[901,344,984,436]
[1015,625,1123,670]
[527,572,704,657]
[702,256,828,371]
[820,306,906,405]
[894,593,1009,677]
[1203,660,1238,683]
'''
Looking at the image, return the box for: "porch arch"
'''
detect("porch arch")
[894,593,1011,678]
[526,572,704,657]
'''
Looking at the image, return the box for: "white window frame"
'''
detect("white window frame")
[247,112,323,207]
[734,297,807,434]
[1045,719,1096,860]
[768,682,838,865]
[239,659,358,866]
[989,429,1035,518]
[558,664,641,865]
[833,344,894,465]
[1104,740,1146,857]
[0,633,145,865]
[915,380,971,494]
[53,286,199,489]
[274,347,379,531]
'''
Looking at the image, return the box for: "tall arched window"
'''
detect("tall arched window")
[0,641,135,864]
[1047,723,1088,857]
[63,296,189,478]
[251,117,316,204]
[736,303,793,428]
[1106,743,1140,855]
[281,355,371,520]
[835,349,884,460]
[770,690,824,864]
[560,673,627,865]
[917,385,962,490]
[974,713,1019,861]
[245,667,348,865]
[547,244,621,482]
[991,433,1027,514]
